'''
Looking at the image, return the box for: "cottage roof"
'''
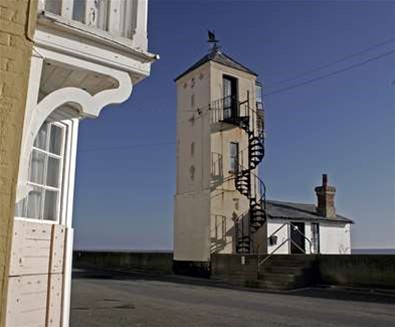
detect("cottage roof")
[266,200,354,224]
[175,47,258,81]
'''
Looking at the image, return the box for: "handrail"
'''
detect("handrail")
[257,222,313,272]
[269,222,288,238]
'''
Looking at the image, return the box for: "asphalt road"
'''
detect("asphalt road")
[70,270,395,327]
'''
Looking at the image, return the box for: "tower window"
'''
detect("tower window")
[191,142,195,156]
[191,94,195,108]
[223,75,238,119]
[229,142,239,172]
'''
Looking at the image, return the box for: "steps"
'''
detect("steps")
[258,255,318,290]
[212,255,318,290]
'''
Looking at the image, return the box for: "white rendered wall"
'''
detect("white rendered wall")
[319,222,351,254]
[174,59,262,260]
[174,64,212,261]
[209,62,259,254]
[267,220,290,254]
[267,219,351,255]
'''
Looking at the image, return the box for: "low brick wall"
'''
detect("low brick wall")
[318,255,395,289]
[73,251,174,274]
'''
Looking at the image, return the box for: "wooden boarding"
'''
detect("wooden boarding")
[50,225,66,274]
[10,221,66,276]
[10,220,52,276]
[46,274,63,327]
[6,274,48,327]
[7,220,67,327]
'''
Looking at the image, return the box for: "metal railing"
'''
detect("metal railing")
[257,222,313,272]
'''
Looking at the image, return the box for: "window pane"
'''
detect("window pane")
[26,187,44,219]
[43,190,58,221]
[15,197,27,217]
[34,123,48,150]
[46,157,60,188]
[256,84,262,103]
[49,125,63,155]
[230,142,238,156]
[73,0,86,23]
[230,143,239,172]
[30,150,46,185]
[97,0,109,30]
[45,0,62,15]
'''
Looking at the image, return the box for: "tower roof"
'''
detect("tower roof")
[175,47,258,81]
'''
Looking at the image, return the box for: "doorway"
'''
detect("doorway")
[290,222,305,254]
[223,75,238,120]
[311,223,320,254]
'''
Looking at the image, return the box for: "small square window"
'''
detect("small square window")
[46,157,61,188]
[191,94,195,108]
[43,190,59,221]
[30,150,46,185]
[26,187,44,220]
[49,125,63,155]
[34,124,48,150]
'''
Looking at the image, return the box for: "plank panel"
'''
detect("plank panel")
[46,274,63,327]
[10,220,52,276]
[50,225,66,274]
[6,275,48,327]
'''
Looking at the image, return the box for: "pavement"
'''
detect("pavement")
[70,269,395,327]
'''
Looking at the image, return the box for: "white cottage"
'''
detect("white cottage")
[6,1,157,326]
[266,175,353,255]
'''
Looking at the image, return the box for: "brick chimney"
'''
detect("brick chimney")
[315,174,336,218]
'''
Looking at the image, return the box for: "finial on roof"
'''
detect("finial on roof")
[207,30,220,53]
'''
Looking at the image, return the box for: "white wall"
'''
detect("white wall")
[267,219,352,255]
[174,58,262,259]
[319,222,351,254]
[174,64,212,261]
[267,220,290,254]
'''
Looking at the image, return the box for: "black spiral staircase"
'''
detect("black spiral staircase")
[211,95,267,254]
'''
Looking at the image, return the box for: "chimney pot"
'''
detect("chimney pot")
[322,174,328,187]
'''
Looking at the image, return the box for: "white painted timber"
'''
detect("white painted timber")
[61,0,74,20]
[50,225,66,274]
[9,220,53,276]
[46,274,63,327]
[6,274,48,327]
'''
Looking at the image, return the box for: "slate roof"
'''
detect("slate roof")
[266,200,354,224]
[175,47,258,81]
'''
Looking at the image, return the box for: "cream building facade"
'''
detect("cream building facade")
[174,47,353,273]
[174,46,267,272]
[2,1,157,326]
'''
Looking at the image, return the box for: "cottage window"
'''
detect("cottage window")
[16,122,66,222]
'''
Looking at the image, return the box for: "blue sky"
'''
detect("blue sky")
[73,0,395,250]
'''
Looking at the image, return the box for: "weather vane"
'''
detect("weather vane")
[208,30,220,52]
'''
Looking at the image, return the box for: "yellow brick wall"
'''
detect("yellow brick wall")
[0,1,37,325]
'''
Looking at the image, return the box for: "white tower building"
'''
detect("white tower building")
[174,44,266,273]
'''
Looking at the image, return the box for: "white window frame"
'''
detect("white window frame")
[17,121,68,224]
